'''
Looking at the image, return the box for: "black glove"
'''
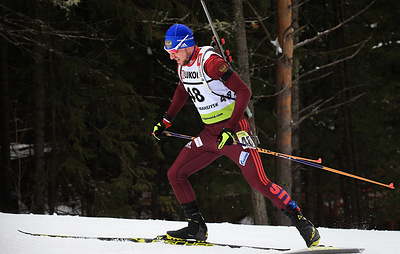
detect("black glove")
[217,128,235,150]
[152,113,173,140]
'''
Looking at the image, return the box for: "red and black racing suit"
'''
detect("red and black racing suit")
[166,45,293,211]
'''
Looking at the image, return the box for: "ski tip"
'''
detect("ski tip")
[18,229,31,236]
[288,246,365,254]
[316,158,322,163]
[388,183,395,189]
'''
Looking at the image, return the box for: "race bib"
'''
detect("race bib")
[236,131,255,150]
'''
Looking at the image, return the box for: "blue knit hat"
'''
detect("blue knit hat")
[164,24,195,51]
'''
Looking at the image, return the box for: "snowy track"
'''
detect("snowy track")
[1,212,399,254]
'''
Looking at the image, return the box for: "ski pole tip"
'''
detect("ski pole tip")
[388,183,395,189]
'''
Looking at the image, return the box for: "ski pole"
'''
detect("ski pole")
[289,157,395,190]
[163,131,322,164]
[163,131,395,189]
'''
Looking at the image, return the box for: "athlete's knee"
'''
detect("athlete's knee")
[167,167,178,184]
[243,170,271,191]
[249,179,272,196]
[167,164,188,185]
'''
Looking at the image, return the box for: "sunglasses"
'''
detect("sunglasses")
[166,34,189,53]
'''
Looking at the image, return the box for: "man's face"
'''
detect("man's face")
[168,47,193,66]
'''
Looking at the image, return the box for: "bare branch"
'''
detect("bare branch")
[0,3,113,61]
[255,124,275,144]
[293,85,365,127]
[295,37,370,83]
[293,71,333,87]
[243,0,275,50]
[297,99,323,116]
[254,82,291,100]
[292,0,312,9]
[294,0,377,49]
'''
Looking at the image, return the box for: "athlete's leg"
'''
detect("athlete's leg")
[166,132,219,241]
[167,137,220,204]
[219,118,291,209]
[221,140,291,210]
[221,117,321,247]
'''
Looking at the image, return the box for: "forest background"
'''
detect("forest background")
[0,0,399,230]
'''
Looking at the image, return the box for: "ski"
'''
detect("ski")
[18,229,159,243]
[287,245,365,253]
[18,230,364,253]
[18,230,290,251]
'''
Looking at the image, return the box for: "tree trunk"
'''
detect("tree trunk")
[291,0,302,205]
[32,56,46,214]
[232,0,268,225]
[334,0,361,227]
[0,1,13,212]
[48,49,57,215]
[274,0,293,226]
[32,2,46,212]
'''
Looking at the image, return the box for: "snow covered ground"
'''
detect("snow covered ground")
[1,212,399,254]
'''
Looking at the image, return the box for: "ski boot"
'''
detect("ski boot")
[166,200,208,242]
[282,201,321,247]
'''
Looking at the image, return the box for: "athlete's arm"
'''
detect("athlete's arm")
[204,55,251,130]
[166,81,189,118]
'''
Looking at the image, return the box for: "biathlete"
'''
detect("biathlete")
[152,24,320,247]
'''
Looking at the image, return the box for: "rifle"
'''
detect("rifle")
[200,0,252,118]
[200,0,232,63]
